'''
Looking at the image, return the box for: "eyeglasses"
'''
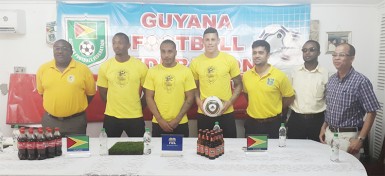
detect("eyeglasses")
[301,47,317,53]
[332,53,350,57]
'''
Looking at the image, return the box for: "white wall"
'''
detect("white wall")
[313,4,379,83]
[0,2,380,139]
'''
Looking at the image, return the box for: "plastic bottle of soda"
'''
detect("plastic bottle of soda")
[27,128,37,160]
[36,127,47,160]
[17,127,27,160]
[54,127,62,156]
[45,127,55,158]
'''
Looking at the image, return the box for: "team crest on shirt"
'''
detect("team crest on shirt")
[67,75,75,83]
[116,69,129,87]
[163,75,175,93]
[205,66,217,84]
[267,78,275,85]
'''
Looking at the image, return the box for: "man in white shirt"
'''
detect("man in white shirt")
[287,40,328,142]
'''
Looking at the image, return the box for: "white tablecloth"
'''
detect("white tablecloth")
[0,138,366,176]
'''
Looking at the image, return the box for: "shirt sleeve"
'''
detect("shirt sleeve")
[84,66,96,96]
[229,55,241,78]
[140,63,148,87]
[189,59,199,81]
[358,78,380,112]
[143,69,154,91]
[36,66,44,95]
[96,64,108,88]
[280,74,295,97]
[184,68,197,91]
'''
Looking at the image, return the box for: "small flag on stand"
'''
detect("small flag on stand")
[247,135,268,151]
[67,135,89,152]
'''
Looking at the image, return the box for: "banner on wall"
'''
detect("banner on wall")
[57,2,310,74]
[6,3,311,124]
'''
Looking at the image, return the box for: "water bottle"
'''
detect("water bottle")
[278,123,286,147]
[13,125,20,151]
[330,133,340,162]
[99,128,108,156]
[213,121,220,132]
[143,128,151,155]
[0,130,3,152]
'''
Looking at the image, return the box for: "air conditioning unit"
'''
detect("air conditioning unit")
[0,10,26,34]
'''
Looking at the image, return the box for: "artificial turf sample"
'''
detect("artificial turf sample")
[108,141,144,155]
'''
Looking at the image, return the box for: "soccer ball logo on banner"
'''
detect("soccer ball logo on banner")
[79,40,95,56]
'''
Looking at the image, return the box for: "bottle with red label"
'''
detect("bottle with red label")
[17,127,27,160]
[54,127,62,156]
[208,132,216,160]
[36,127,47,160]
[27,128,36,160]
[45,127,55,158]
[197,129,202,155]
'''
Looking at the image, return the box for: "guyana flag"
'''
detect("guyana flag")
[74,22,97,39]
[67,136,89,152]
[247,135,268,151]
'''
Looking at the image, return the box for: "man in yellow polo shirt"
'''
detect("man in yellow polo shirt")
[243,40,294,138]
[144,40,196,137]
[97,33,148,137]
[37,39,96,136]
[190,27,243,138]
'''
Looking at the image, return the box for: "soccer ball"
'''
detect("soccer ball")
[202,96,224,117]
[79,40,95,57]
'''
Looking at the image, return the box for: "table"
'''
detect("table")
[0,138,366,176]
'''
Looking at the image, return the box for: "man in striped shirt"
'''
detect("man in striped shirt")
[319,43,380,157]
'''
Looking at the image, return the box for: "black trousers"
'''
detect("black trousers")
[196,113,237,138]
[152,122,189,137]
[103,115,145,137]
[244,115,281,139]
[287,111,324,142]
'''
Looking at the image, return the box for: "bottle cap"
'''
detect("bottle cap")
[145,128,150,132]
[334,133,338,137]
[101,128,106,132]
[281,123,285,127]
[14,125,19,128]
[215,121,219,125]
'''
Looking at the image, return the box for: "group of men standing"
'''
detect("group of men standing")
[36,27,380,157]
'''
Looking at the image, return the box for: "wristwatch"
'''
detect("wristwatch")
[357,136,365,142]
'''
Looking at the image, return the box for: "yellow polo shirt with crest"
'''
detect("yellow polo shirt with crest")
[143,63,196,124]
[97,57,148,118]
[190,52,240,114]
[36,59,96,117]
[243,66,294,119]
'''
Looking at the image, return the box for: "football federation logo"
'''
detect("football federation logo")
[202,96,224,117]
[65,18,108,68]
